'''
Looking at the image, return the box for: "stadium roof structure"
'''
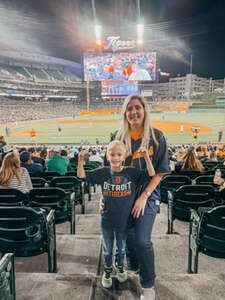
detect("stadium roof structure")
[0,0,224,78]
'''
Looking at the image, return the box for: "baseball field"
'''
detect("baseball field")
[1,111,225,145]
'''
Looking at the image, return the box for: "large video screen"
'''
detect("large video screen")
[101,80,138,96]
[83,52,156,81]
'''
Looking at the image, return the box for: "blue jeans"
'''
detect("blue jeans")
[101,226,127,268]
[126,200,158,288]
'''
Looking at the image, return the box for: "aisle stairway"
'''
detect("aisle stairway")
[15,187,225,300]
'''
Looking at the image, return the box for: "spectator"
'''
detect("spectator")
[40,149,47,168]
[0,136,6,151]
[0,145,14,167]
[46,146,69,175]
[69,149,79,168]
[28,147,45,166]
[109,94,170,300]
[5,126,10,137]
[60,149,72,171]
[20,151,44,176]
[0,152,32,193]
[206,150,218,162]
[89,149,103,165]
[175,146,204,172]
[58,126,62,137]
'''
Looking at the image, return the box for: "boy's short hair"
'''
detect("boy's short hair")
[107,140,126,154]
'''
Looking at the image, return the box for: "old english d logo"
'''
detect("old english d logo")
[115,177,120,184]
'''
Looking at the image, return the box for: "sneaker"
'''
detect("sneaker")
[101,266,112,288]
[140,287,156,300]
[115,265,128,283]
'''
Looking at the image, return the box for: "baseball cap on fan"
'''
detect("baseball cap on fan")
[51,146,61,153]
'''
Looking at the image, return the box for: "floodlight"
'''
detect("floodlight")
[137,19,144,45]
[94,24,102,46]
[137,39,143,45]
[137,23,144,35]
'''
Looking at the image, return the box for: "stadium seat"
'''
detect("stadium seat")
[41,172,61,182]
[0,188,26,206]
[195,175,217,187]
[0,207,56,273]
[178,170,202,180]
[219,188,225,204]
[29,187,76,234]
[188,205,225,273]
[167,184,215,234]
[50,176,85,214]
[0,253,16,300]
[160,175,192,203]
[202,161,218,170]
[31,177,48,188]
[66,172,92,203]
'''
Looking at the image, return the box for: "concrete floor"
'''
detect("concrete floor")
[14,188,225,300]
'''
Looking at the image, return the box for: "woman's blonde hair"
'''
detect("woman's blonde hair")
[115,94,157,155]
[0,152,22,186]
[181,147,204,172]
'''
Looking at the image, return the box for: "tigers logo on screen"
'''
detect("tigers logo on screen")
[115,177,120,184]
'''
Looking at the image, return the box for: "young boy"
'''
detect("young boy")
[77,140,155,288]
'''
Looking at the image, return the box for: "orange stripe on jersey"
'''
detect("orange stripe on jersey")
[130,131,144,141]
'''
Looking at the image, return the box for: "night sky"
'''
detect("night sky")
[0,0,224,79]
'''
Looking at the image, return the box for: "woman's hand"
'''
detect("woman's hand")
[137,146,149,159]
[99,196,104,214]
[131,192,148,219]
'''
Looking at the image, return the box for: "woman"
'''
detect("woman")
[0,151,32,194]
[109,94,170,300]
[175,146,204,172]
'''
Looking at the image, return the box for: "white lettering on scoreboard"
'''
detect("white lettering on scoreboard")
[104,36,136,52]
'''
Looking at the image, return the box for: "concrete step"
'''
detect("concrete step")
[91,272,225,300]
[155,273,225,300]
[153,203,189,235]
[153,234,225,274]
[56,214,101,235]
[14,234,101,275]
[16,273,93,300]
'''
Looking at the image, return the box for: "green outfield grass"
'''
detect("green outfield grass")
[1,111,225,145]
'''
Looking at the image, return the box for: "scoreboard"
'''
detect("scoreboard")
[101,80,138,96]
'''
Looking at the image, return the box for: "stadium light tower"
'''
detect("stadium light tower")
[94,23,102,46]
[137,21,144,44]
[136,0,144,45]
[91,0,102,46]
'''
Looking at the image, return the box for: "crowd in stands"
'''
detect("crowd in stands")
[0,142,224,195]
[0,98,80,123]
[0,64,80,82]
[168,144,225,173]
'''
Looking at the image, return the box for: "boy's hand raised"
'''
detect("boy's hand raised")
[79,150,89,160]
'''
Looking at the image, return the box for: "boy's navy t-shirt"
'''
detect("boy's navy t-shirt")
[86,166,148,232]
